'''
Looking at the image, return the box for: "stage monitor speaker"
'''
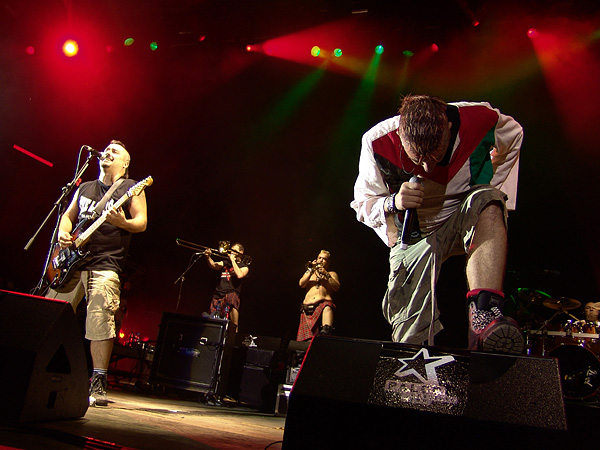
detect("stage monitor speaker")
[283,336,568,450]
[0,290,89,423]
[149,312,227,392]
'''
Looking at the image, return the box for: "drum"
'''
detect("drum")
[583,321,599,334]
[561,320,582,334]
[581,321,600,355]
[549,344,600,399]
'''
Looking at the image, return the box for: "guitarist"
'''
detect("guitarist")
[46,140,147,407]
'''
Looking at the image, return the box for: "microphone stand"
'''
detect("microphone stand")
[27,152,96,296]
[174,252,205,311]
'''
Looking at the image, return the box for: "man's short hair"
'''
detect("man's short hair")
[110,139,130,178]
[398,94,448,158]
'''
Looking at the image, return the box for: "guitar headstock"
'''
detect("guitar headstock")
[128,176,153,197]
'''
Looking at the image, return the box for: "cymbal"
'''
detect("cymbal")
[543,297,581,311]
[516,288,551,304]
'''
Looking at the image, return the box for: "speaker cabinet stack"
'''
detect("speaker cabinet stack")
[226,335,286,412]
[283,335,568,450]
[149,313,228,393]
[0,290,89,422]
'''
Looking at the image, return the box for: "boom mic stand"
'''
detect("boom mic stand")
[173,251,205,311]
[27,151,96,296]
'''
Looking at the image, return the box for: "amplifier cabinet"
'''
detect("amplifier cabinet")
[150,313,227,392]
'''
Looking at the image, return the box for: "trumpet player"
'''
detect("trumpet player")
[205,242,249,333]
[297,250,340,341]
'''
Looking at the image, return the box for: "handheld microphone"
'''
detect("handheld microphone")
[83,145,104,159]
[399,176,420,250]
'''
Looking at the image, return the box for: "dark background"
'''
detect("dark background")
[1,0,598,348]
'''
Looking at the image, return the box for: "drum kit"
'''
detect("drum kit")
[511,288,600,400]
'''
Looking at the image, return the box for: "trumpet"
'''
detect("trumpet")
[176,238,252,265]
[305,260,323,271]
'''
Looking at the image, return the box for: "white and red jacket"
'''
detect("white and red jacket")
[351,101,523,247]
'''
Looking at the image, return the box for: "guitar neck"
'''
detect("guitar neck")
[74,192,131,248]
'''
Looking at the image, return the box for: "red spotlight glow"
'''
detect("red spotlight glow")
[199,35,206,42]
[105,44,114,53]
[430,43,439,52]
[26,46,35,55]
[62,39,79,57]
[246,45,253,52]
[472,20,480,27]
[527,28,539,39]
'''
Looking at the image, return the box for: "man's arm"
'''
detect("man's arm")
[316,268,340,293]
[230,255,249,279]
[299,267,313,288]
[350,130,401,247]
[57,190,81,249]
[105,191,147,233]
[205,250,224,271]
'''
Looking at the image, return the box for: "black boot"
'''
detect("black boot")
[319,324,333,336]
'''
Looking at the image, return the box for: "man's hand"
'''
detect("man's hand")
[105,207,128,228]
[57,230,74,249]
[395,179,424,211]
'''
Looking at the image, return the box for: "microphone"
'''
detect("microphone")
[83,145,104,159]
[399,176,420,250]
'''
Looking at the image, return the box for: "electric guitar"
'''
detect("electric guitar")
[45,176,153,290]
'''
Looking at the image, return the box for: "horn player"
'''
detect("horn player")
[205,242,249,333]
[297,250,340,341]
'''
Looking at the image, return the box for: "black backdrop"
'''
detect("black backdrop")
[1,0,598,348]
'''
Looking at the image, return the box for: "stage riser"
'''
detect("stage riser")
[283,336,568,449]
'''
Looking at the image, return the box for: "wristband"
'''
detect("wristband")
[386,193,399,214]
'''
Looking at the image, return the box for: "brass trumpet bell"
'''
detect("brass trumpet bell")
[305,260,323,271]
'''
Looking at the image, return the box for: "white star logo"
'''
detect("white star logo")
[394,348,455,384]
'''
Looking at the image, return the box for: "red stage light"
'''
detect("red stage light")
[26,46,35,55]
[431,43,439,52]
[62,39,79,57]
[527,28,539,39]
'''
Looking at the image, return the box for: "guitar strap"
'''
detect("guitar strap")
[92,178,125,217]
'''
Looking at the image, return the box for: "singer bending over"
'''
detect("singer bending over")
[297,250,340,341]
[351,94,524,354]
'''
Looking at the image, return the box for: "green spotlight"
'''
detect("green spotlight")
[124,38,135,46]
[311,46,321,57]
[150,41,158,51]
[375,45,384,55]
[403,50,414,57]
[334,48,342,57]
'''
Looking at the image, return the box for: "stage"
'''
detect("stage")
[0,385,286,450]
[2,337,600,450]
[0,364,599,450]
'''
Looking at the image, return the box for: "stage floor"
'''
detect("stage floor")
[2,374,600,449]
[0,385,286,450]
